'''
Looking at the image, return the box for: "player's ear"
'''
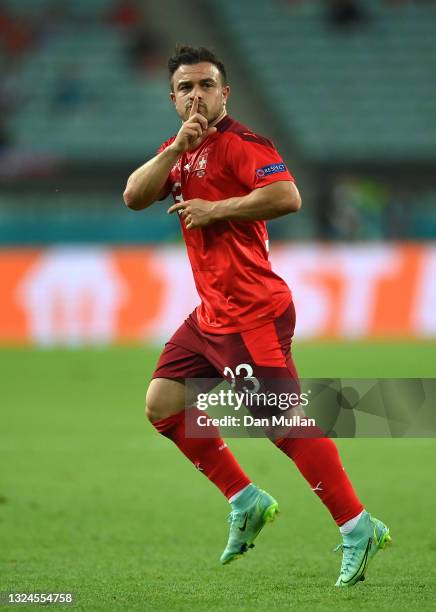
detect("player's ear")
[170,91,176,104]
[222,85,230,103]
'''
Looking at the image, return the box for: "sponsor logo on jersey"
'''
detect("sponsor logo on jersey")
[256,162,287,178]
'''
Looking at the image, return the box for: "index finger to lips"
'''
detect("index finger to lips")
[189,96,199,118]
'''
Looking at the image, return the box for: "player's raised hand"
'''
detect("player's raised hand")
[170,97,217,154]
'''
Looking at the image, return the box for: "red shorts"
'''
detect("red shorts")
[153,302,299,384]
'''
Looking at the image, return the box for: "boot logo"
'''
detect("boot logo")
[238,514,248,532]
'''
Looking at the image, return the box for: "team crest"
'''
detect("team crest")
[193,153,208,178]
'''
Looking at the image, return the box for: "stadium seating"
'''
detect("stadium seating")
[2,0,179,159]
[214,0,436,162]
[1,0,434,242]
[3,0,435,162]
[0,191,181,244]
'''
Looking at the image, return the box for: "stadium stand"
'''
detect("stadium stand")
[2,0,435,163]
[0,191,181,244]
[0,0,435,242]
[1,0,179,159]
[213,0,436,162]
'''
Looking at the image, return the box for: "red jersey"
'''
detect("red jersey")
[158,115,294,334]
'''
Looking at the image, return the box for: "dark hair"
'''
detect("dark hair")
[168,45,227,89]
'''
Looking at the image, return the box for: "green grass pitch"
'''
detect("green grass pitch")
[1,342,436,610]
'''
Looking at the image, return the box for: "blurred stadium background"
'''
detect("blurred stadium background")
[0,0,435,344]
[1,0,435,608]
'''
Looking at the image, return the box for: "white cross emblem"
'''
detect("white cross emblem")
[198,156,207,169]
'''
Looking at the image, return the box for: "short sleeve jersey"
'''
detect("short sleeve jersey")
[157,115,294,334]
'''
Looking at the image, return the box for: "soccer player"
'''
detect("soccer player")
[123,45,390,586]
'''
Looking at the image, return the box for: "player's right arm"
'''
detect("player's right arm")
[123,97,215,211]
[123,145,181,211]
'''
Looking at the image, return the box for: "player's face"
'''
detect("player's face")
[170,62,230,125]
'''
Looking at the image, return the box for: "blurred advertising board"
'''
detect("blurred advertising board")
[0,244,434,345]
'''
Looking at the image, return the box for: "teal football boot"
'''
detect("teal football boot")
[220,486,279,565]
[335,510,391,587]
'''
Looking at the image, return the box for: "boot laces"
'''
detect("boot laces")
[333,542,360,573]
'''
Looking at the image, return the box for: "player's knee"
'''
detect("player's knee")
[145,381,173,423]
[145,378,186,424]
[145,388,161,423]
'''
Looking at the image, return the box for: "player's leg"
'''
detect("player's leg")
[263,304,391,585]
[145,374,251,500]
[201,303,364,528]
[244,304,364,518]
[204,301,390,583]
[148,316,280,565]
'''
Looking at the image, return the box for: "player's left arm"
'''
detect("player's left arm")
[167,181,301,229]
